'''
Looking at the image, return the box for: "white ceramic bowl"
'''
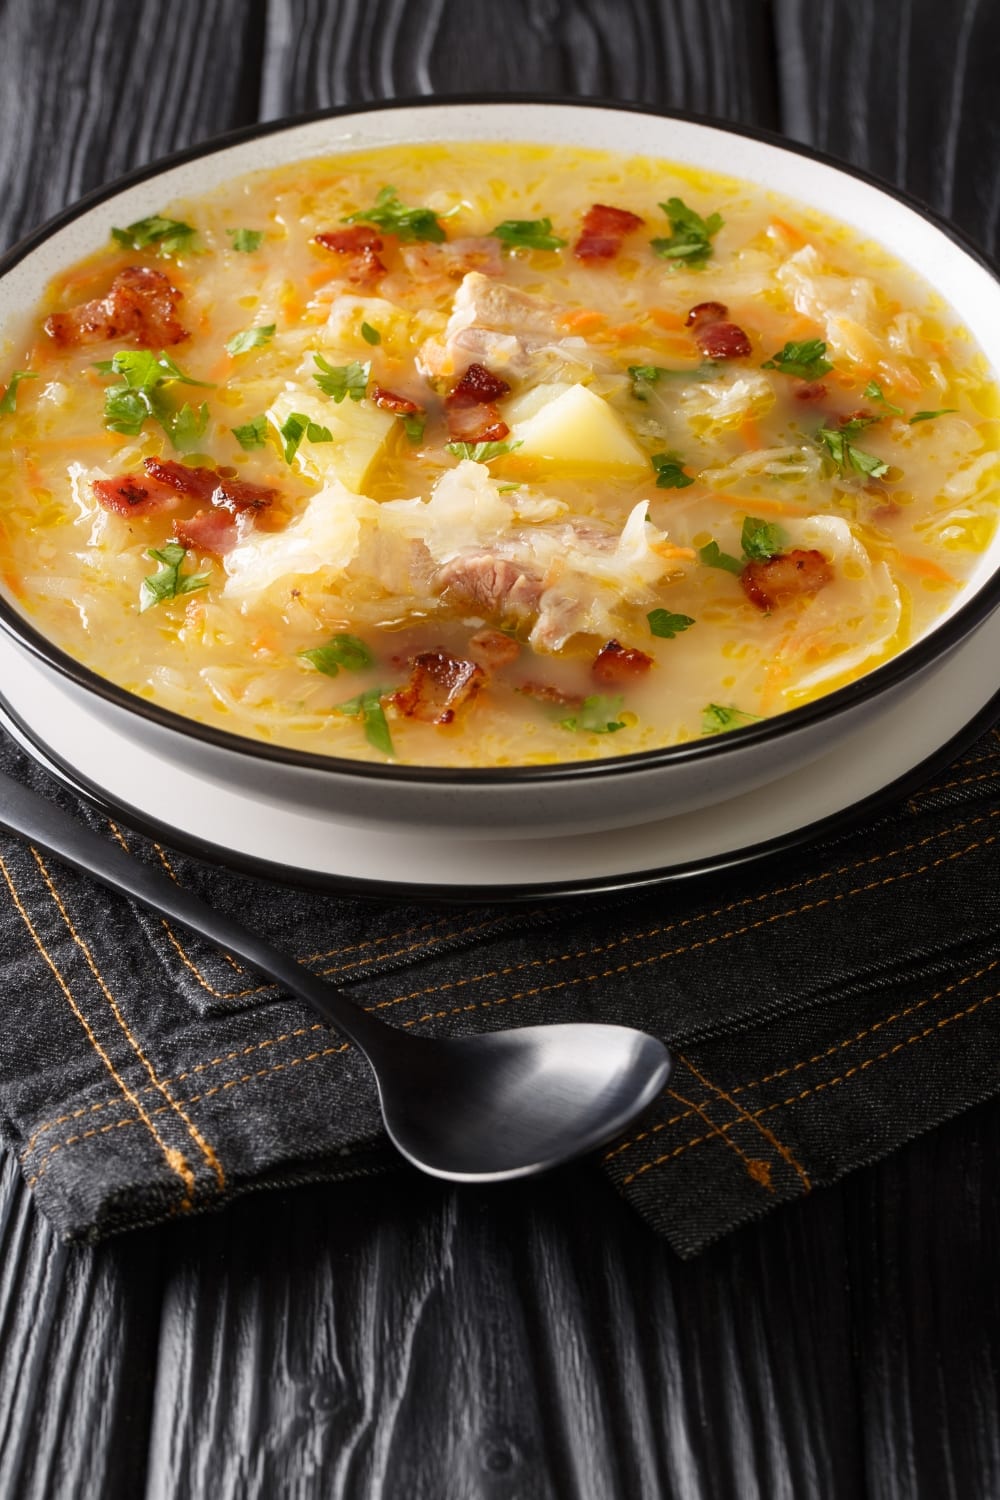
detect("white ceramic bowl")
[2,99,1000,841]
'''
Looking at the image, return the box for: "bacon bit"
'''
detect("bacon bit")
[468,628,521,670]
[143,458,276,514]
[517,680,584,709]
[173,509,239,555]
[445,362,511,444]
[685,301,728,329]
[92,473,178,518]
[313,225,387,287]
[389,649,486,725]
[45,266,187,348]
[592,639,654,686]
[370,384,422,415]
[694,321,752,360]
[741,549,833,611]
[795,381,828,402]
[574,203,645,263]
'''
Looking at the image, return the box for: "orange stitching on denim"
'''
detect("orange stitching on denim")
[665,1085,775,1192]
[678,1053,811,1190]
[913,766,1000,798]
[0,852,195,1207]
[622,988,999,1185]
[151,840,243,973]
[32,851,226,1194]
[605,957,1000,1163]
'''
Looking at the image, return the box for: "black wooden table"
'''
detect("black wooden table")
[2,3,1000,1496]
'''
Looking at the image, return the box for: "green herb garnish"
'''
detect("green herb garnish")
[647,608,695,639]
[279,412,334,465]
[332,687,395,756]
[740,515,789,561]
[343,186,444,244]
[446,439,522,462]
[650,197,723,268]
[864,379,903,415]
[489,217,568,252]
[701,702,760,736]
[628,362,719,399]
[99,349,213,450]
[0,370,38,415]
[225,324,275,356]
[816,418,890,479]
[761,339,833,380]
[360,321,381,346]
[698,540,744,575]
[312,355,370,403]
[910,408,958,423]
[111,216,196,256]
[139,543,211,613]
[400,411,426,445]
[560,695,627,734]
[299,633,374,677]
[227,228,264,253]
[650,451,695,489]
[231,414,270,450]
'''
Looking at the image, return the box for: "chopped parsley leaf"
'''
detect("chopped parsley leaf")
[446,439,522,462]
[698,540,744,575]
[299,633,373,677]
[910,408,958,423]
[628,362,719,399]
[139,543,210,613]
[740,515,788,561]
[312,355,370,402]
[761,339,833,380]
[225,323,276,356]
[169,402,210,451]
[111,215,196,256]
[360,321,381,346]
[701,702,760,736]
[650,451,695,489]
[227,228,264,253]
[231,414,270,450]
[816,421,890,479]
[647,608,695,639]
[400,411,426,444]
[560,695,627,734]
[99,349,214,450]
[490,217,568,251]
[343,186,445,244]
[279,412,334,464]
[650,197,723,269]
[332,687,395,756]
[0,370,38,415]
[863,379,904,416]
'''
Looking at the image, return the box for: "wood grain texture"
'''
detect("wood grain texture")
[1,0,1000,1496]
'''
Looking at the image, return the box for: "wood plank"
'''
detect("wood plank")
[259,0,779,127]
[775,0,1000,254]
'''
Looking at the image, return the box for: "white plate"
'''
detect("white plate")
[0,614,996,901]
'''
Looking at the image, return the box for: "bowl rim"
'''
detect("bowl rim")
[2,91,999,788]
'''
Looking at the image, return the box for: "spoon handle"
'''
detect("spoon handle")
[0,770,390,1055]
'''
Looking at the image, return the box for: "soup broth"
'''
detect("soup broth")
[1,142,997,766]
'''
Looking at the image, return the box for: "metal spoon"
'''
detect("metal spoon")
[0,769,671,1181]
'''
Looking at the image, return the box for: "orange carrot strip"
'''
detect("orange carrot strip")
[649,307,687,332]
[768,217,806,249]
[739,416,762,450]
[891,551,957,585]
[559,308,606,335]
[705,493,802,517]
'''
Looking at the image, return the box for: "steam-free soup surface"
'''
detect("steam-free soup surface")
[1,142,997,766]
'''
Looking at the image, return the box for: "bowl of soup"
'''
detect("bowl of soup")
[1,100,999,839]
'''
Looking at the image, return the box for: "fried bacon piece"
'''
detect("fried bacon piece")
[794,381,828,402]
[574,203,645,262]
[91,472,179,518]
[741,549,833,611]
[45,266,188,348]
[313,225,387,287]
[370,384,422,415]
[516,680,583,709]
[684,300,751,360]
[143,458,276,514]
[445,361,511,444]
[389,649,486,725]
[592,639,654,686]
[173,509,239,555]
[468,628,521,669]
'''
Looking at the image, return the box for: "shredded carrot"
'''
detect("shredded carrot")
[279,282,305,321]
[707,493,802,517]
[207,353,235,382]
[739,416,762,451]
[559,308,606,335]
[24,431,118,451]
[768,218,806,249]
[598,321,645,344]
[890,551,957,585]
[649,307,686,332]
[306,266,336,288]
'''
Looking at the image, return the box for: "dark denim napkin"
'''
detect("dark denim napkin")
[1,718,999,1258]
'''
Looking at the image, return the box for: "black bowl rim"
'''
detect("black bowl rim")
[1,93,999,789]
